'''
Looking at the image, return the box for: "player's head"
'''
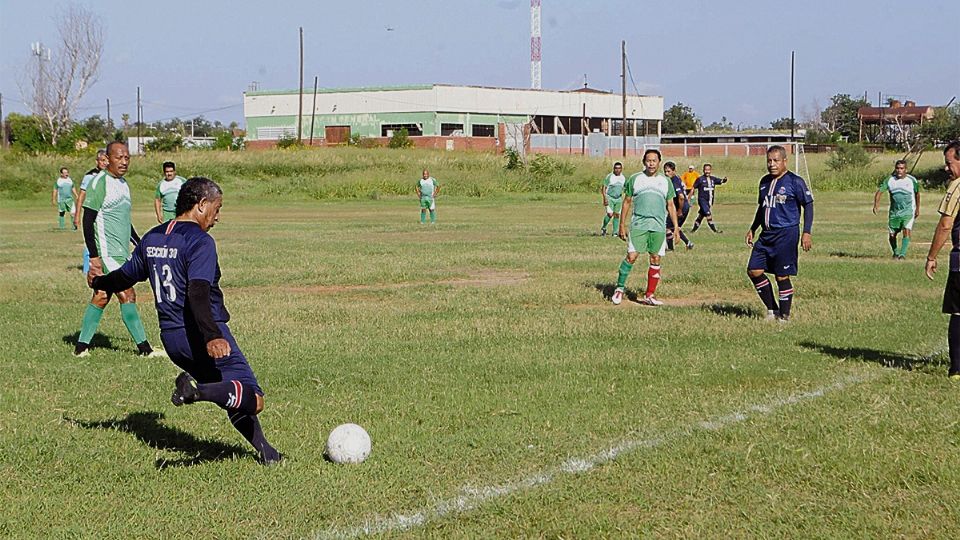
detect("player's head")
[96,149,108,170]
[162,161,177,180]
[59,167,69,177]
[687,164,695,172]
[767,145,788,176]
[422,169,430,179]
[663,161,676,175]
[894,159,907,178]
[613,162,623,174]
[944,141,960,180]
[176,177,223,231]
[105,141,129,177]
[643,149,661,174]
[703,163,713,175]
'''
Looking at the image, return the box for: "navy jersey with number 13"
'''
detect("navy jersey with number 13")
[116,221,229,330]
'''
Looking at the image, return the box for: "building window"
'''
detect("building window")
[472,124,495,137]
[256,126,297,140]
[381,123,422,137]
[441,123,464,136]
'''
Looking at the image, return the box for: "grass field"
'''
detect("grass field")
[3,150,960,537]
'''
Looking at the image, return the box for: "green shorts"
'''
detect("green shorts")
[420,196,435,210]
[888,214,914,233]
[162,209,177,222]
[607,197,623,214]
[58,199,75,213]
[627,228,667,255]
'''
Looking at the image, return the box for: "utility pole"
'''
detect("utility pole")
[581,102,586,155]
[106,98,111,129]
[297,26,304,144]
[621,40,627,157]
[0,92,5,148]
[309,75,318,145]
[136,86,142,154]
[790,51,795,140]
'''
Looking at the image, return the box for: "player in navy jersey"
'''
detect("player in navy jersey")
[663,162,693,250]
[745,146,814,321]
[89,177,281,464]
[691,163,727,233]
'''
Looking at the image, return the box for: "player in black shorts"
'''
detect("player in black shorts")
[691,163,727,233]
[90,177,281,464]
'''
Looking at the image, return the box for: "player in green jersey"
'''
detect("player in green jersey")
[600,162,627,237]
[75,142,160,358]
[52,167,79,230]
[417,169,440,224]
[873,159,920,259]
[154,161,186,223]
[611,149,679,306]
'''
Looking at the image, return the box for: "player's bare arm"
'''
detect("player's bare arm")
[872,191,882,215]
[926,213,954,279]
[617,196,632,240]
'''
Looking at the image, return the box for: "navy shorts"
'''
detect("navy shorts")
[669,205,690,228]
[160,322,263,395]
[698,200,712,216]
[748,227,800,276]
[943,272,960,314]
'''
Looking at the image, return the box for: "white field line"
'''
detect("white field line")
[313,372,874,540]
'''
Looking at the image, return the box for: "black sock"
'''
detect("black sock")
[708,220,719,232]
[889,235,898,255]
[950,316,960,376]
[666,229,675,250]
[137,341,153,355]
[198,380,258,414]
[777,278,794,318]
[228,411,281,463]
[692,217,702,231]
[749,274,778,312]
[679,230,691,245]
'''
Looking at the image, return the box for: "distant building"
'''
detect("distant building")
[659,132,804,157]
[242,84,663,153]
[857,100,935,143]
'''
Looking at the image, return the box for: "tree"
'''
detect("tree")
[703,116,734,132]
[20,3,103,146]
[820,93,869,138]
[662,102,699,133]
[770,117,798,130]
[916,104,960,146]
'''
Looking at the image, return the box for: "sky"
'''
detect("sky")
[1,0,958,129]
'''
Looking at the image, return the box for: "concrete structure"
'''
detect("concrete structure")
[660,132,804,157]
[242,84,663,151]
[857,100,935,144]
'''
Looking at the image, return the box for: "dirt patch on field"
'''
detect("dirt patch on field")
[245,270,529,295]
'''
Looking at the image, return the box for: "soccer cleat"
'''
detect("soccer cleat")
[949,373,960,381]
[145,349,168,358]
[777,315,790,323]
[600,228,607,237]
[686,242,695,250]
[897,255,905,260]
[641,295,664,306]
[74,344,91,358]
[765,310,780,321]
[261,449,284,466]
[171,372,200,406]
[611,287,624,305]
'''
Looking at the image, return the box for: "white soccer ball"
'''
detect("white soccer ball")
[325,423,371,464]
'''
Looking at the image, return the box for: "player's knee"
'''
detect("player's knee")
[91,290,109,307]
[254,394,265,415]
[626,252,639,264]
[650,254,661,265]
[117,288,136,304]
[747,269,764,278]
[775,275,789,282]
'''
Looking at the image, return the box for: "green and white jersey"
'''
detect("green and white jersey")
[55,177,74,202]
[155,175,186,213]
[878,174,919,218]
[418,177,438,198]
[625,171,672,231]
[82,170,132,272]
[603,172,626,199]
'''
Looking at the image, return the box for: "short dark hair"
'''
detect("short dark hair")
[664,161,676,170]
[767,145,787,159]
[162,161,176,171]
[703,163,713,168]
[944,141,960,160]
[106,140,126,156]
[643,148,661,161]
[60,167,68,173]
[894,159,907,167]
[613,161,622,168]
[96,149,107,158]
[175,177,223,216]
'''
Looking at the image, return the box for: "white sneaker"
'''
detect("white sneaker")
[641,295,663,306]
[611,287,624,305]
[765,310,779,321]
[146,349,169,358]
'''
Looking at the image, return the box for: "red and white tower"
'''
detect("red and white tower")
[530,0,541,89]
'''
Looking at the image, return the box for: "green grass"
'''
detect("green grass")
[2,153,960,537]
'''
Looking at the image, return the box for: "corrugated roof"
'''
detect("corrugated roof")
[245,83,652,98]
[858,105,935,122]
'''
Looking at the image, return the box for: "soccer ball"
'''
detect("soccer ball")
[325,423,371,464]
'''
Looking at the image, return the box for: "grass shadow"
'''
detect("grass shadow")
[62,332,117,350]
[702,302,762,319]
[829,251,878,259]
[66,411,253,469]
[591,282,639,303]
[799,341,946,372]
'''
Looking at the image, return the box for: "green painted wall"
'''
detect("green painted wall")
[246,111,529,140]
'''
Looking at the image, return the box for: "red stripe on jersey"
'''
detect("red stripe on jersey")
[232,380,242,410]
[165,221,176,235]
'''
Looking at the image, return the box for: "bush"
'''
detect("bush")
[826,142,873,172]
[388,128,414,149]
[503,147,523,170]
[276,134,303,149]
[145,134,183,152]
[528,153,574,179]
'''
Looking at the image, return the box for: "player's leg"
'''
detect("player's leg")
[429,199,436,224]
[613,234,641,304]
[76,290,111,356]
[115,288,156,355]
[678,208,693,249]
[943,273,960,378]
[611,198,622,236]
[772,228,799,321]
[601,206,612,235]
[691,209,704,232]
[898,217,914,258]
[58,210,66,230]
[747,232,779,319]
[70,202,77,230]
[665,216,676,251]
[642,231,666,305]
[165,326,281,463]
